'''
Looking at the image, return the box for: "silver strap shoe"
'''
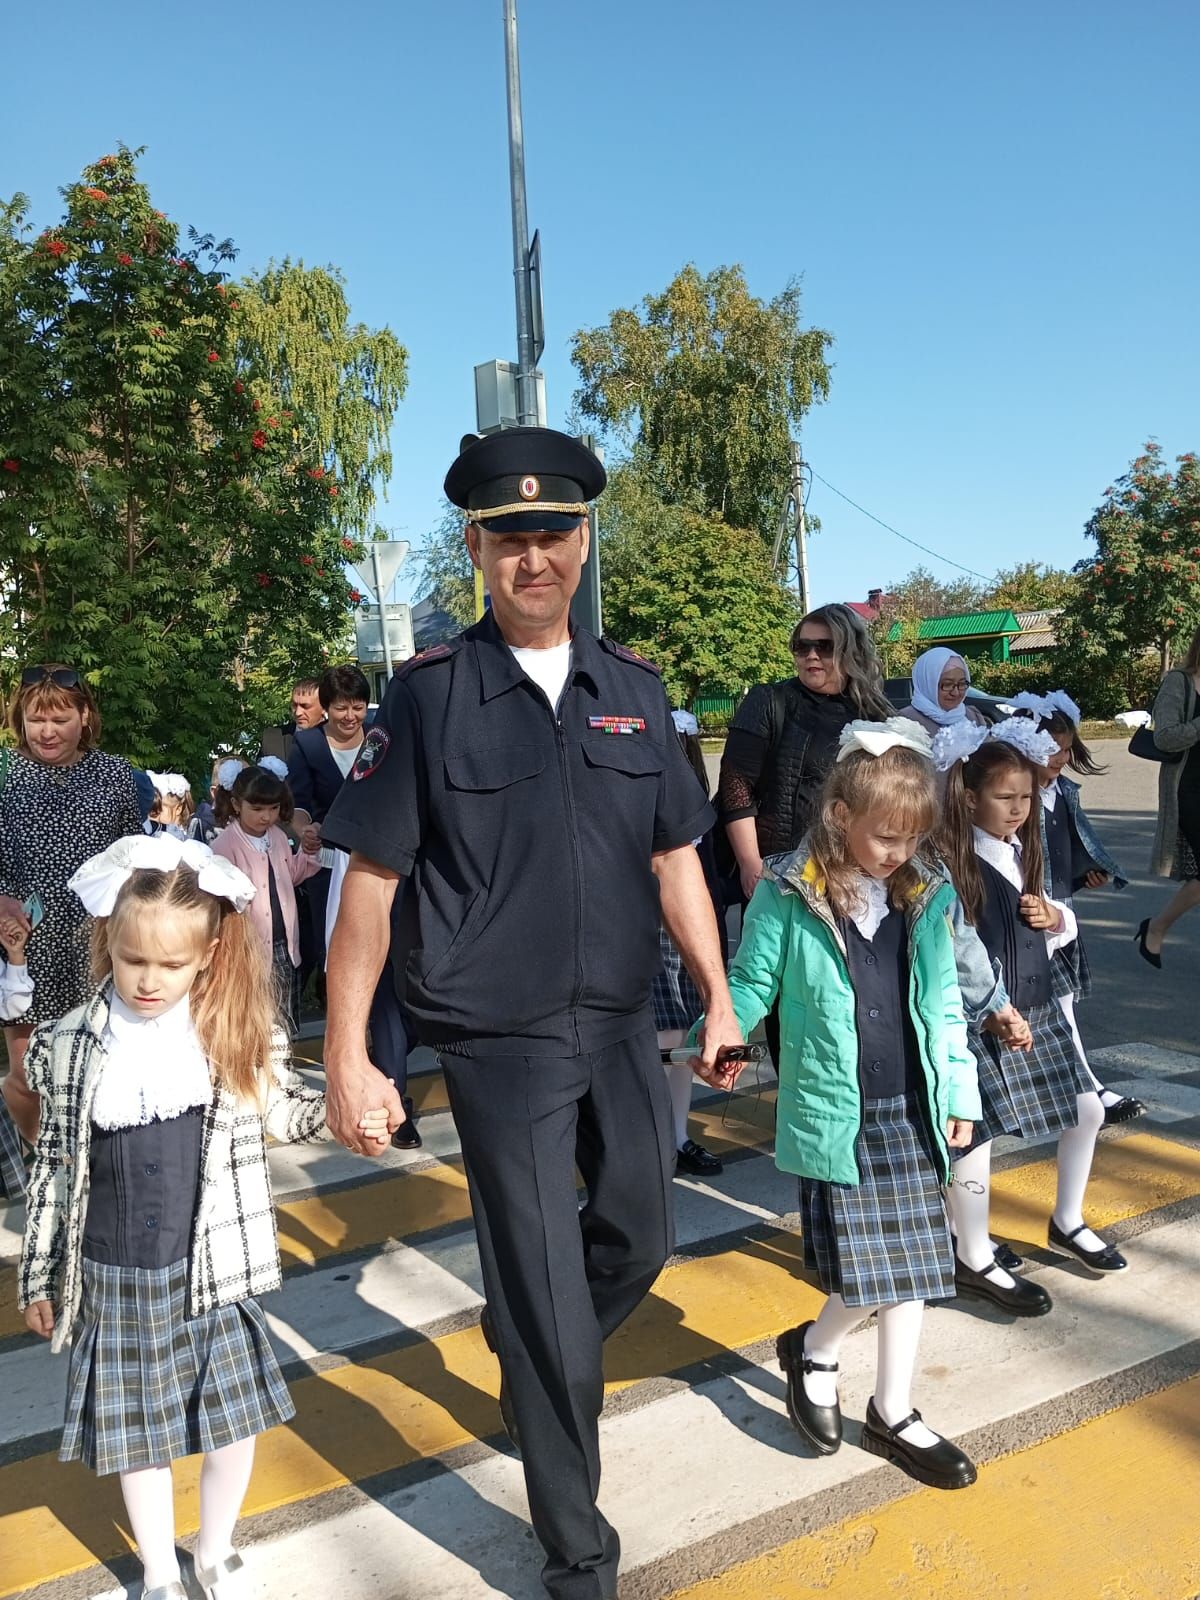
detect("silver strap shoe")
[194,1551,245,1597]
[144,1585,188,1600]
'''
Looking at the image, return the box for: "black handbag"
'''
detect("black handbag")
[1128,725,1180,763]
[1128,671,1195,762]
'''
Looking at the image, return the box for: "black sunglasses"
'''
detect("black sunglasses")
[21,666,81,689]
[793,638,835,659]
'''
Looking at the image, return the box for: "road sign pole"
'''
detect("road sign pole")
[371,543,395,678]
[503,0,538,426]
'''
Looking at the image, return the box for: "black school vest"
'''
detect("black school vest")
[841,908,922,1099]
[82,1108,204,1269]
[975,857,1052,1009]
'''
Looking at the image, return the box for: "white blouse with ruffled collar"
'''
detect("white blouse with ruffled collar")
[92,993,213,1131]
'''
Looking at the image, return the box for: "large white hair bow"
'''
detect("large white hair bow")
[836,717,934,763]
[151,771,192,799]
[931,720,990,772]
[989,716,1060,768]
[258,755,289,781]
[216,758,245,792]
[1008,691,1054,721]
[68,834,256,917]
[1046,688,1082,726]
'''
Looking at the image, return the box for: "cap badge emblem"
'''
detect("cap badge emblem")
[518,475,540,500]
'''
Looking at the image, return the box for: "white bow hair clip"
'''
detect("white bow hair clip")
[258,755,289,782]
[68,834,257,918]
[1008,691,1055,721]
[989,717,1060,768]
[151,771,192,799]
[930,720,989,772]
[216,758,246,792]
[836,717,934,763]
[1046,688,1082,726]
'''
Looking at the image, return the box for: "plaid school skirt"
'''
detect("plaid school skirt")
[652,927,703,1034]
[800,1093,954,1309]
[1050,934,1092,1003]
[969,1000,1089,1144]
[61,1257,294,1476]
[273,939,301,1034]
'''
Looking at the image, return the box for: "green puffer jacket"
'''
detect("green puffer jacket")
[723,846,981,1186]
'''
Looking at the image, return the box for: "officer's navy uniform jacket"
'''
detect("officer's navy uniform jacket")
[322,611,714,1058]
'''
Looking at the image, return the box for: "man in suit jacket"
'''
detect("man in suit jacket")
[261,677,325,767]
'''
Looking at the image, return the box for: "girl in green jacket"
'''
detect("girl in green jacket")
[722,720,982,1491]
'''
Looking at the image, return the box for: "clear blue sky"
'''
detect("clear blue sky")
[5,0,1198,610]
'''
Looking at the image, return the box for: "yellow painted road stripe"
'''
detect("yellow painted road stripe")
[665,1374,1200,1598]
[7,1117,1200,1598]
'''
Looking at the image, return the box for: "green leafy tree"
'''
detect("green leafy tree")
[414,501,476,628]
[0,149,405,771]
[599,465,798,704]
[985,561,1077,613]
[571,265,832,542]
[1054,442,1200,711]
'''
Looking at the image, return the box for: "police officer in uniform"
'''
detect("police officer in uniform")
[321,427,743,1600]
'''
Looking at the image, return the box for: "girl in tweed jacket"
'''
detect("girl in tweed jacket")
[19,836,388,1600]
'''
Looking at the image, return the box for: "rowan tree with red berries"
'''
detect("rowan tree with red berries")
[1053,441,1200,714]
[0,148,407,772]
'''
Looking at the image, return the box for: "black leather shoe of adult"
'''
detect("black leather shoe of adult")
[1133,919,1162,970]
[1048,1220,1128,1273]
[776,1321,842,1454]
[954,1257,1053,1316]
[391,1096,422,1150]
[479,1307,521,1454]
[861,1398,977,1490]
[993,1242,1024,1272]
[675,1139,724,1176]
[1103,1095,1146,1126]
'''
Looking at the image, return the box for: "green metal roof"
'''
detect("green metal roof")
[887,609,1021,643]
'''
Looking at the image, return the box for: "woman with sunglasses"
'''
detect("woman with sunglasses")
[0,666,142,1146]
[719,606,892,1070]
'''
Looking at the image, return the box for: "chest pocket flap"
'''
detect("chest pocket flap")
[581,737,665,776]
[445,744,546,791]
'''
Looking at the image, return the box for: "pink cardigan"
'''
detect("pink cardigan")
[211,824,320,966]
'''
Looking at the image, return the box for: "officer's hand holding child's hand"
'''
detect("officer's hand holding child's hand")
[357,1107,392,1149]
[23,1301,54,1339]
[326,1045,406,1157]
[692,1010,748,1091]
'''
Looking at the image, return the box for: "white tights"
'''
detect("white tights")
[119,1436,256,1591]
[1056,994,1109,1251]
[802,1294,940,1447]
[946,1139,1020,1288]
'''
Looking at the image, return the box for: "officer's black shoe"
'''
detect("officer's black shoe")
[776,1321,842,1455]
[675,1139,723,1176]
[479,1306,520,1455]
[1103,1095,1146,1126]
[391,1096,422,1151]
[861,1398,977,1490]
[954,1256,1052,1316]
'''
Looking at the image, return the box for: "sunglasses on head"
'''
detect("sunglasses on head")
[21,666,81,689]
[794,638,835,659]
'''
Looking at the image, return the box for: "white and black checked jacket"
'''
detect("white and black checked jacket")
[19,985,328,1353]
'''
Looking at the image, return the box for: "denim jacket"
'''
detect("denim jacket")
[1040,775,1127,896]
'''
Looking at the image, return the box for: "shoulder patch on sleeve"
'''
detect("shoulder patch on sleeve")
[394,640,460,678]
[351,725,391,781]
[601,637,662,674]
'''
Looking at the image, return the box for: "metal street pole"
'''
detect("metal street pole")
[503,0,538,425]
[371,542,395,680]
[791,438,810,616]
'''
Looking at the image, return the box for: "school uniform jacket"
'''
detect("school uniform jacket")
[19,986,329,1353]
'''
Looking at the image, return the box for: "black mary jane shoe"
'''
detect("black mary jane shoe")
[1048,1220,1128,1273]
[861,1398,977,1490]
[1103,1095,1146,1127]
[993,1242,1024,1273]
[479,1306,521,1454]
[1133,919,1163,970]
[954,1256,1052,1316]
[390,1095,423,1151]
[776,1321,842,1455]
[675,1139,724,1176]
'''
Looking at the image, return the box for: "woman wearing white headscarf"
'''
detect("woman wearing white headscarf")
[898,648,988,738]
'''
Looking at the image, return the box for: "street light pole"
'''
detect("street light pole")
[503,0,538,425]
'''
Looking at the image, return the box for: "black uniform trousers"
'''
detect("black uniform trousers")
[442,1028,675,1600]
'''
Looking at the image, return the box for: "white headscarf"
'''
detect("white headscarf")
[910,647,971,726]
